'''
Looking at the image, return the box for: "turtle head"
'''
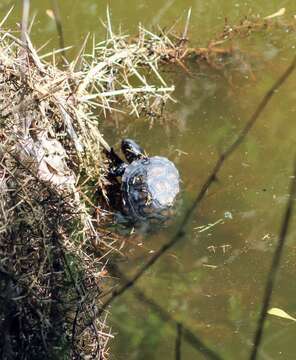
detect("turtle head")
[121,138,145,163]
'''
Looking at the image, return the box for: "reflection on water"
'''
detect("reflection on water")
[5,1,296,359]
[103,11,296,360]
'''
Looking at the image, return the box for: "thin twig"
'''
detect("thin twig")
[175,323,183,360]
[21,0,30,43]
[50,0,66,60]
[0,6,14,29]
[249,159,296,360]
[94,260,223,360]
[182,8,191,42]
[133,287,223,359]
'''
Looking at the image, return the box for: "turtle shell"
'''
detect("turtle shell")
[121,156,180,221]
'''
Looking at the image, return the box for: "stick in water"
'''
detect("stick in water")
[250,158,296,360]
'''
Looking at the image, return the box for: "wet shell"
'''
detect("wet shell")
[121,156,180,222]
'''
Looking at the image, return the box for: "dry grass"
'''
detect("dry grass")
[0,11,178,359]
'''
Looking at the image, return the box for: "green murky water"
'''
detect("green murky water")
[5,1,296,359]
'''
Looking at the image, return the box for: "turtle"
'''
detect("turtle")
[110,139,180,223]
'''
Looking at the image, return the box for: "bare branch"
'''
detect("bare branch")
[250,158,296,359]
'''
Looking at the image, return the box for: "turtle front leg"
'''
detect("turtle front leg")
[109,162,127,177]
[107,147,127,177]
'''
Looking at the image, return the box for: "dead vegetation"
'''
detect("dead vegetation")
[0,7,294,359]
[0,13,178,359]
